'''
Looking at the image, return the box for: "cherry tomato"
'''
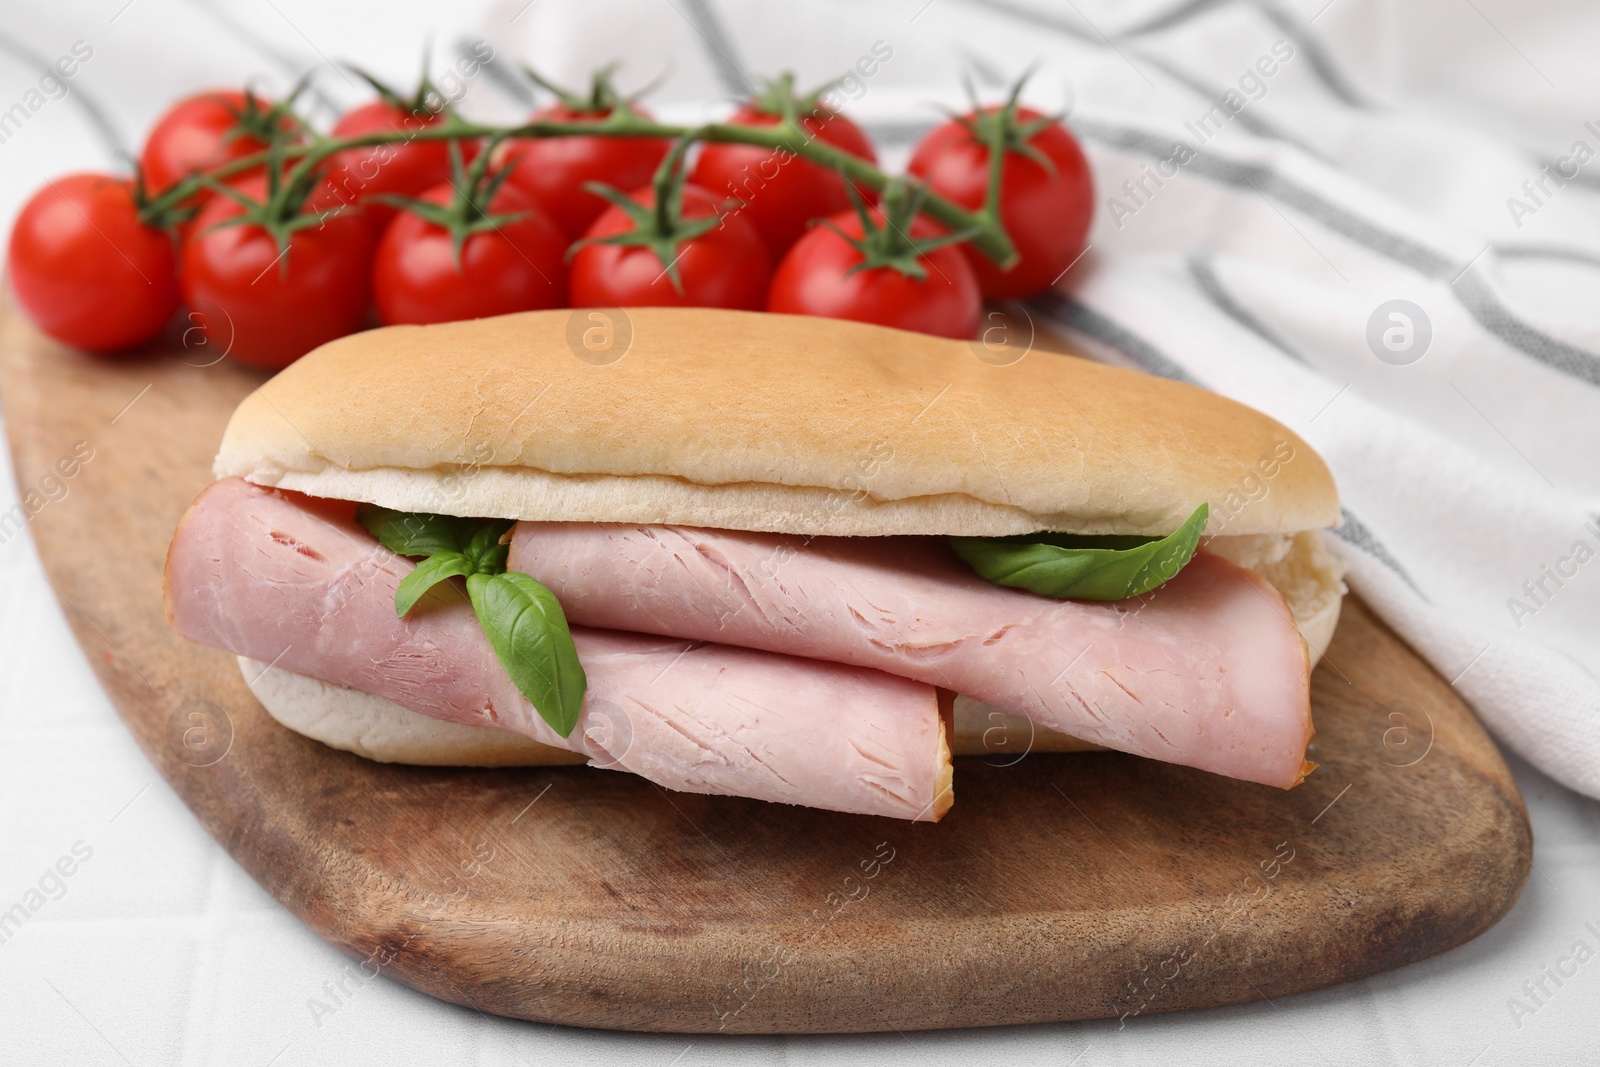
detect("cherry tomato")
[569,185,770,310]
[180,175,373,369]
[7,173,179,352]
[500,103,672,240]
[140,90,289,197]
[907,106,1093,299]
[327,102,477,231]
[373,182,567,325]
[766,209,980,340]
[691,105,877,256]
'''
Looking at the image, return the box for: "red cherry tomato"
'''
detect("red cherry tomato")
[766,209,980,340]
[7,173,179,352]
[180,175,373,370]
[907,107,1093,299]
[500,103,672,239]
[139,90,286,197]
[373,182,567,325]
[691,105,877,256]
[569,185,770,310]
[327,102,478,231]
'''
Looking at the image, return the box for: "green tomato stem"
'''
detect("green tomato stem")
[141,111,1020,269]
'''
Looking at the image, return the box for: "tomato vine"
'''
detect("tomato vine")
[138,104,1023,270]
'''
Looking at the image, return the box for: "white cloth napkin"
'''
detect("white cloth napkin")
[6,0,1597,801]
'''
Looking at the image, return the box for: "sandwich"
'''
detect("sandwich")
[163,307,1346,822]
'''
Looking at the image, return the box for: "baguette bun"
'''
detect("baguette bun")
[219,307,1345,769]
[215,308,1339,538]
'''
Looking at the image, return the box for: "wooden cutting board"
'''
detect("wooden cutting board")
[0,302,1532,1034]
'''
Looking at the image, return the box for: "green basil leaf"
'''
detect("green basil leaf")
[466,571,587,738]
[356,505,472,558]
[394,551,472,617]
[950,503,1209,601]
[462,519,513,575]
[357,508,585,734]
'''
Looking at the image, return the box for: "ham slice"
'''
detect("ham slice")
[508,524,1314,788]
[164,479,951,821]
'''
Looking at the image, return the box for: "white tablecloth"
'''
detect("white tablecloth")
[2,1,1598,1063]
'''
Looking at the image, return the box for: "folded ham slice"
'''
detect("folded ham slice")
[164,479,951,821]
[508,524,1314,788]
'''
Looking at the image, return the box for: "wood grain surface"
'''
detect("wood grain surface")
[0,303,1532,1034]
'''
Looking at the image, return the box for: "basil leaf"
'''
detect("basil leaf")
[950,503,1209,601]
[394,551,472,617]
[462,519,513,574]
[357,507,589,734]
[357,505,471,558]
[466,571,587,738]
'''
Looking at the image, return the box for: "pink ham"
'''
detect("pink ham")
[164,479,950,821]
[508,524,1314,788]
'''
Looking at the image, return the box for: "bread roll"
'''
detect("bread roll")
[214,308,1339,538]
[216,308,1345,769]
